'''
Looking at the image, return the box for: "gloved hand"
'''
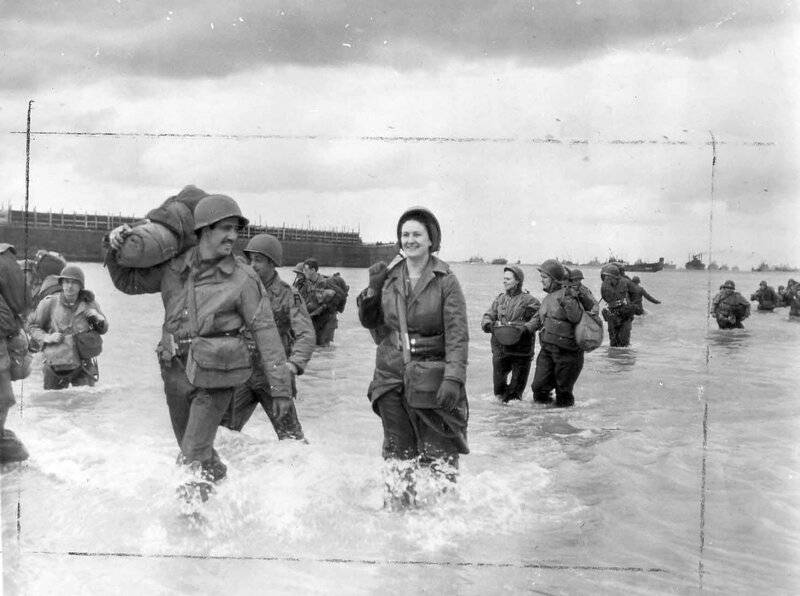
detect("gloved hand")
[436,379,462,412]
[84,309,102,327]
[481,320,493,333]
[107,224,133,251]
[45,332,63,344]
[271,396,293,421]
[368,261,389,293]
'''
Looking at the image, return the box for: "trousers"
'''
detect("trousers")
[492,354,532,401]
[531,343,584,407]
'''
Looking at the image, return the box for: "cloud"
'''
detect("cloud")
[2,1,795,90]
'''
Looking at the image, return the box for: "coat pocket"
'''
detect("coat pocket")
[403,360,446,409]
[185,336,252,389]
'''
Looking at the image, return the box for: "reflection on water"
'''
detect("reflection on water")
[2,264,799,594]
[603,346,637,370]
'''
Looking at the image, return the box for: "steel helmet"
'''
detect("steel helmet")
[193,194,249,231]
[397,206,441,253]
[601,263,621,277]
[537,259,567,282]
[58,265,85,288]
[721,280,736,290]
[292,262,306,275]
[568,268,584,282]
[244,233,283,266]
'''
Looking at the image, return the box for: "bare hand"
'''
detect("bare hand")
[108,224,133,251]
[46,332,64,344]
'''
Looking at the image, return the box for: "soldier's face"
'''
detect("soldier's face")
[302,264,315,278]
[61,279,81,301]
[502,271,517,292]
[207,217,240,257]
[540,273,552,290]
[248,253,275,279]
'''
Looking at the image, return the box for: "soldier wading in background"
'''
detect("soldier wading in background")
[220,234,315,441]
[481,266,540,403]
[106,195,293,502]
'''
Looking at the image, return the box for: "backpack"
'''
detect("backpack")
[327,273,350,313]
[575,310,604,352]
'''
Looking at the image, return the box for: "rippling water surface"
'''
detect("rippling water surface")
[3,263,799,594]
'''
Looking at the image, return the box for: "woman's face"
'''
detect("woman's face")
[400,219,432,258]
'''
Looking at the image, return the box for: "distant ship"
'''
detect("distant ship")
[580,257,603,267]
[0,207,397,267]
[603,256,664,272]
[685,253,706,270]
[708,261,720,271]
[623,257,665,273]
[490,258,508,265]
[467,255,485,264]
[752,262,799,272]
[662,261,677,270]
[719,264,730,271]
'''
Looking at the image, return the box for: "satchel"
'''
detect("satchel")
[575,310,604,352]
[491,325,524,346]
[75,330,103,359]
[185,335,252,389]
[403,360,446,409]
[43,335,81,371]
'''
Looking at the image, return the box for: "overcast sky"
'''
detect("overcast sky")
[1,1,798,267]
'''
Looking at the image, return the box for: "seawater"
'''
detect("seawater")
[2,263,799,595]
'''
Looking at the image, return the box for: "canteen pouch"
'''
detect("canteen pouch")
[185,335,252,389]
[575,311,604,352]
[403,360,446,409]
[43,335,81,371]
[74,330,103,359]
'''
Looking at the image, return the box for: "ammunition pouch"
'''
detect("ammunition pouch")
[403,360,446,409]
[184,332,252,389]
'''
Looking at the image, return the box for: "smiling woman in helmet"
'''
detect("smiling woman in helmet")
[28,264,109,390]
[358,207,469,510]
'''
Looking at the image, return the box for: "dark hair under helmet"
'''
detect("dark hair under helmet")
[396,207,441,253]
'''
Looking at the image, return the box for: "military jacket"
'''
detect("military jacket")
[530,286,586,351]
[107,246,292,397]
[482,288,541,357]
[358,255,468,404]
[261,272,315,374]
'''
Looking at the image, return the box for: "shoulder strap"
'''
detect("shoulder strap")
[395,268,412,366]
[186,269,200,338]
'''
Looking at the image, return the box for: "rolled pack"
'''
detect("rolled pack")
[114,185,208,268]
[115,220,182,267]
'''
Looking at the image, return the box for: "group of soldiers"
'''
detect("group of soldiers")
[481,261,661,405]
[0,197,348,487]
[711,278,800,329]
[3,193,799,508]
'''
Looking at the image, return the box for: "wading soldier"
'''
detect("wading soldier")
[0,244,30,464]
[481,266,540,402]
[221,234,315,440]
[106,195,292,500]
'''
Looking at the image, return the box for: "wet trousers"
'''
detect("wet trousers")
[375,388,461,466]
[492,354,532,401]
[43,360,98,390]
[607,315,633,347]
[312,312,338,346]
[160,356,232,481]
[221,375,304,440]
[531,343,584,407]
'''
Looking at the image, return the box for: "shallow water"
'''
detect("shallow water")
[2,263,799,594]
